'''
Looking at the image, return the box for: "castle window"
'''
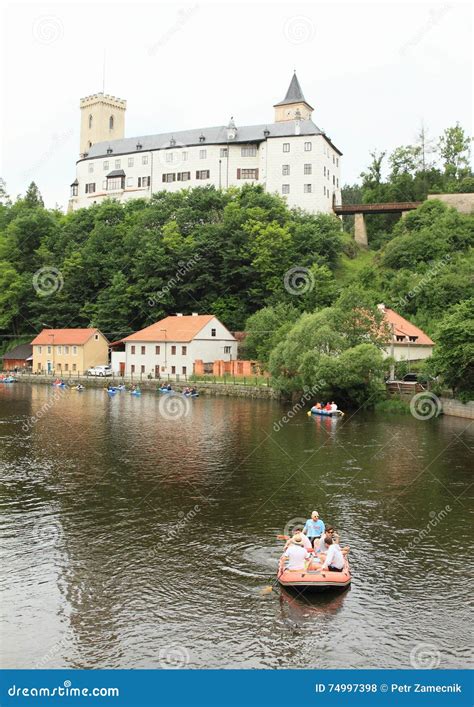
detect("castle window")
[70,183,78,197]
[282,184,290,194]
[282,143,290,153]
[336,178,339,188]
[304,142,312,151]
[177,172,191,181]
[88,162,94,173]
[182,151,188,161]
[304,184,312,193]
[142,155,148,165]
[103,161,109,170]
[324,166,326,176]
[107,176,124,191]
[138,176,151,187]
[109,116,114,130]
[115,159,121,169]
[333,175,335,185]
[88,115,93,129]
[161,174,175,183]
[237,168,259,180]
[166,152,173,163]
[336,158,339,167]
[220,148,228,158]
[241,145,257,157]
[304,163,312,175]
[85,183,96,194]
[199,149,207,159]
[128,157,134,168]
[196,170,210,180]
[282,165,290,176]
[127,177,133,187]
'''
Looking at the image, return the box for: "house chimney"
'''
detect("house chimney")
[192,312,198,316]
[176,313,183,317]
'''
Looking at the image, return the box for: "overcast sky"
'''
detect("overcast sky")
[1,0,472,209]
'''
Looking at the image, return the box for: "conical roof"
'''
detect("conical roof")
[274,73,314,109]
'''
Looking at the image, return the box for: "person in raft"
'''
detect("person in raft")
[317,528,350,556]
[330,401,338,412]
[303,511,325,548]
[284,527,313,552]
[282,533,311,571]
[320,536,345,572]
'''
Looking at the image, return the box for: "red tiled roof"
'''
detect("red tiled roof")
[30,328,107,346]
[380,307,434,346]
[122,315,220,343]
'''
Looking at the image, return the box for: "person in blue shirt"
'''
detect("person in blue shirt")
[303,511,325,548]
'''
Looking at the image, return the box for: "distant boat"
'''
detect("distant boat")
[308,407,344,417]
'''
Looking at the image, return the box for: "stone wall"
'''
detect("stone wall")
[440,397,474,419]
[427,193,474,214]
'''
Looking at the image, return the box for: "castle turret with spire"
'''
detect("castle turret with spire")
[273,72,314,122]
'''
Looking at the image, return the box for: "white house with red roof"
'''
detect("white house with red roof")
[378,305,435,362]
[117,314,237,378]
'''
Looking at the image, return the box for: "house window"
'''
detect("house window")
[237,168,259,180]
[171,345,176,355]
[181,346,187,355]
[333,155,335,164]
[85,183,96,194]
[109,116,114,130]
[88,163,94,173]
[166,152,173,163]
[64,346,69,354]
[304,184,312,193]
[182,151,188,161]
[199,149,207,159]
[177,172,191,181]
[241,145,257,157]
[131,345,136,354]
[64,363,69,371]
[138,176,151,187]
[182,366,187,374]
[141,346,146,355]
[73,346,77,354]
[224,346,231,354]
[220,148,228,157]
[211,328,216,337]
[336,178,339,188]
[171,366,176,374]
[47,346,51,354]
[155,345,160,355]
[37,346,42,353]
[57,363,62,370]
[131,364,135,373]
[70,184,78,197]
[128,157,134,168]
[396,335,405,342]
[409,336,418,342]
[72,363,77,371]
[282,184,290,194]
[283,143,290,153]
[304,142,312,151]
[115,159,121,169]
[304,164,312,175]
[336,158,339,166]
[107,177,124,190]
[324,186,326,196]
[127,177,133,187]
[196,170,210,180]
[282,165,290,176]
[142,155,148,165]
[141,365,145,373]
[324,166,326,176]
[103,161,109,170]
[162,173,175,183]
[57,346,62,354]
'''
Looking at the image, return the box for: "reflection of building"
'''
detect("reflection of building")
[69,73,342,214]
[31,328,109,374]
[117,314,237,378]
[2,343,32,371]
[378,305,434,362]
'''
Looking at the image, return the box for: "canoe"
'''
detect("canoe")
[1,378,16,383]
[278,557,351,591]
[183,392,199,398]
[308,407,343,417]
[158,388,172,393]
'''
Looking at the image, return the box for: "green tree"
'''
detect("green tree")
[437,123,471,179]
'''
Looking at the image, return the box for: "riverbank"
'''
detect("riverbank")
[5,373,281,400]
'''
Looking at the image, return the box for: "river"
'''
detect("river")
[0,383,472,669]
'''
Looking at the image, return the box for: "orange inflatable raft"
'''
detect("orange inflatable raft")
[277,554,351,591]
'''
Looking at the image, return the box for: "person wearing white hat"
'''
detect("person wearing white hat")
[282,533,311,571]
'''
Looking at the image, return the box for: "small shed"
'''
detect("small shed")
[2,343,33,371]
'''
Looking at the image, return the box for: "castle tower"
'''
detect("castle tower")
[79,93,127,157]
[274,72,313,122]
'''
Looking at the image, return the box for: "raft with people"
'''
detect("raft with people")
[308,401,344,417]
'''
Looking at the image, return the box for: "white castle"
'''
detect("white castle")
[69,73,342,213]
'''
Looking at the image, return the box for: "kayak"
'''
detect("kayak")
[0,377,16,383]
[308,407,344,417]
[278,556,351,591]
[158,388,172,393]
[183,392,199,398]
[130,390,141,396]
[106,389,116,395]
[53,383,67,388]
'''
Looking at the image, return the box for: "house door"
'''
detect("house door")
[119,362,125,376]
[155,365,160,379]
[47,360,52,373]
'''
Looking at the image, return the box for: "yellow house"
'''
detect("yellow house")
[31,329,109,375]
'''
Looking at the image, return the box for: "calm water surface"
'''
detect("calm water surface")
[1,383,472,669]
